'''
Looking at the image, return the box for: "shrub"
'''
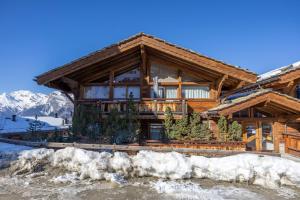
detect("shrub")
[228,121,242,141]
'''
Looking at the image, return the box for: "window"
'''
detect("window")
[128,86,140,99]
[150,63,178,83]
[182,86,209,99]
[114,68,140,83]
[114,86,126,99]
[149,123,163,140]
[84,86,109,99]
[114,86,140,99]
[151,86,177,98]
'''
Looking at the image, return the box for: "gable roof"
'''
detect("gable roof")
[207,89,300,116]
[36,33,257,85]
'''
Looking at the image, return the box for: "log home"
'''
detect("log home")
[36,33,300,154]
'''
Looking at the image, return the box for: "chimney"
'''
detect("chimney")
[12,115,16,122]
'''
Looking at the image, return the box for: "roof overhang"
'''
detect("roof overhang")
[207,90,300,117]
[35,33,257,88]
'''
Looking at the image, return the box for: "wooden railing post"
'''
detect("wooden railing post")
[182,100,186,115]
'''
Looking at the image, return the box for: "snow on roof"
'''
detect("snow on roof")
[258,61,300,81]
[208,89,272,112]
[208,88,300,114]
[0,116,69,134]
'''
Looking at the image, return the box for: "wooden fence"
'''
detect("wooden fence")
[0,137,280,157]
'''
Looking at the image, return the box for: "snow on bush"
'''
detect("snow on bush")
[8,147,300,188]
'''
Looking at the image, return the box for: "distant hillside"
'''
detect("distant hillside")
[0,90,73,119]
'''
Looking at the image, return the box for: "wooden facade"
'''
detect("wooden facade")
[36,33,300,154]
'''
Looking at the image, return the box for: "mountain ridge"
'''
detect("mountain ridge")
[0,90,73,119]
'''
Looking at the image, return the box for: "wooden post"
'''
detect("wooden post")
[256,121,262,151]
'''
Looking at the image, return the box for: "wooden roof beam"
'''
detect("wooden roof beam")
[80,57,140,83]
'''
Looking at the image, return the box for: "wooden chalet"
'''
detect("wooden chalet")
[35,33,300,155]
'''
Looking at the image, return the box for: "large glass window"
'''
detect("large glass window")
[114,86,140,99]
[84,86,109,99]
[150,63,178,83]
[114,86,127,99]
[127,86,140,99]
[151,86,177,98]
[114,68,140,83]
[182,86,209,99]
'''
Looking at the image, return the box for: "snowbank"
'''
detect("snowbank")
[8,147,300,188]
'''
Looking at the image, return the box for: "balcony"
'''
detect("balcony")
[76,98,218,119]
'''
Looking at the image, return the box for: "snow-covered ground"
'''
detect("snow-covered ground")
[0,145,299,199]
[0,115,69,134]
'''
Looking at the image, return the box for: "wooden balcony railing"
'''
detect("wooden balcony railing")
[77,98,188,115]
[283,132,300,157]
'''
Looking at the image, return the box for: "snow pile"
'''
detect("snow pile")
[150,180,263,200]
[133,151,192,179]
[8,147,300,188]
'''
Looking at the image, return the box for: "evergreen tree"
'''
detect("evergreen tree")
[189,112,212,141]
[104,92,140,144]
[173,115,190,140]
[228,121,242,141]
[125,92,140,143]
[27,116,43,141]
[217,116,228,141]
[72,104,102,140]
[163,107,175,139]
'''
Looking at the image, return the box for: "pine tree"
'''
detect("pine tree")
[125,92,140,143]
[217,116,228,141]
[189,112,212,141]
[228,121,242,141]
[163,107,175,139]
[27,116,43,141]
[173,115,190,140]
[72,104,102,140]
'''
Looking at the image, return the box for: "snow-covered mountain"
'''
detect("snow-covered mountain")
[0,90,73,119]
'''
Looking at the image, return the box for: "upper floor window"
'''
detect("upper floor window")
[84,86,109,99]
[151,86,177,98]
[114,68,140,83]
[182,86,209,99]
[151,63,178,83]
[114,86,140,99]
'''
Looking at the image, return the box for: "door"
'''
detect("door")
[149,124,163,140]
[262,123,274,151]
[244,123,257,151]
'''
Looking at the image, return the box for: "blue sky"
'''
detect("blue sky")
[0,0,299,94]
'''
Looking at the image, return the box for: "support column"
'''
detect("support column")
[256,121,262,151]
